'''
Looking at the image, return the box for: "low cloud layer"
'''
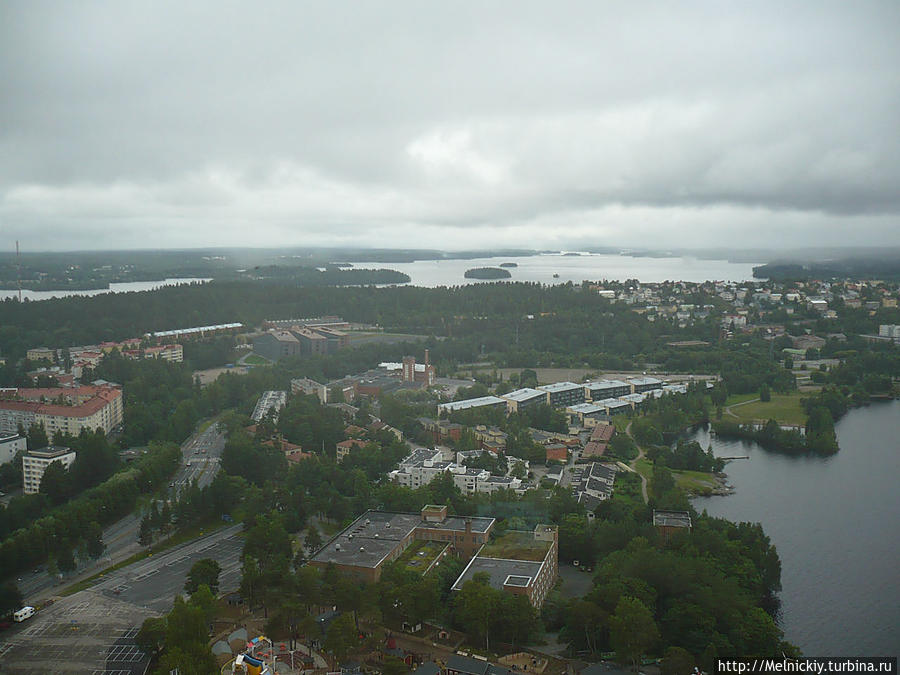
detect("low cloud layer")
[1,1,898,251]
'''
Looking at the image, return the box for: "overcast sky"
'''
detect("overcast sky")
[1,1,898,252]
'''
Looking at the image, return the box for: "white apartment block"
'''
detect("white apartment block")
[23,446,76,495]
[0,433,27,465]
[390,449,522,494]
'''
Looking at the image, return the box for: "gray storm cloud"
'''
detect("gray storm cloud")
[0,1,898,250]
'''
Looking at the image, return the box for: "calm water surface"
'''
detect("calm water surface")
[690,400,900,656]
[0,278,211,302]
[354,252,759,286]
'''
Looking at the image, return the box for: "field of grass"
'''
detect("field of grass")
[633,458,653,480]
[242,353,270,366]
[729,393,808,426]
[673,469,720,495]
[724,392,760,406]
[612,415,631,433]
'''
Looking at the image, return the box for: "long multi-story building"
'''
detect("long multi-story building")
[500,388,545,413]
[0,385,123,436]
[252,330,302,361]
[122,343,183,362]
[438,396,507,416]
[253,324,349,360]
[23,446,76,495]
[538,382,585,408]
[0,433,27,465]
[627,376,664,393]
[583,379,631,401]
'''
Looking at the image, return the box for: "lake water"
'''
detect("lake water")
[353,252,760,286]
[0,278,211,302]
[689,400,900,656]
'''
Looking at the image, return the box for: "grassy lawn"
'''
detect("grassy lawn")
[242,354,270,366]
[724,393,760,406]
[634,458,653,480]
[631,458,718,495]
[729,393,808,426]
[612,416,631,433]
[673,469,720,495]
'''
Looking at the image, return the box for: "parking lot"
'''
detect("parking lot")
[0,591,155,674]
[0,525,244,673]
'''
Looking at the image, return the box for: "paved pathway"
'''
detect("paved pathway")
[625,421,649,504]
[724,397,760,418]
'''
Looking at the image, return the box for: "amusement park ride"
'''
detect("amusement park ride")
[227,635,274,675]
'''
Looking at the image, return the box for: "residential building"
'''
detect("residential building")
[572,462,617,512]
[292,328,327,356]
[251,390,288,422]
[0,385,123,436]
[26,347,55,362]
[583,379,631,401]
[390,448,522,495]
[252,330,301,361]
[565,402,608,427]
[591,398,631,416]
[291,377,328,403]
[0,433,26,465]
[132,343,183,362]
[538,382,585,408]
[23,446,76,495]
[451,524,559,608]
[500,388,546,414]
[337,438,368,462]
[149,323,243,341]
[583,424,615,458]
[438,396,507,416]
[472,425,508,453]
[627,376,664,394]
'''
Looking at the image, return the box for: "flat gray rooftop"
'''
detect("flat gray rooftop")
[452,556,544,592]
[653,510,692,528]
[310,511,494,569]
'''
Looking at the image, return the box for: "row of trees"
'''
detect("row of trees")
[0,442,181,581]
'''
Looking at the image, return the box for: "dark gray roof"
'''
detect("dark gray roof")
[452,557,544,592]
[414,663,442,675]
[447,654,490,675]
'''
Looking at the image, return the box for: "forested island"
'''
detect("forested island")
[464,267,512,279]
[499,262,517,268]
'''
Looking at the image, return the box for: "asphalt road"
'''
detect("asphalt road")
[168,423,226,496]
[94,522,245,613]
[0,524,245,674]
[15,422,227,606]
